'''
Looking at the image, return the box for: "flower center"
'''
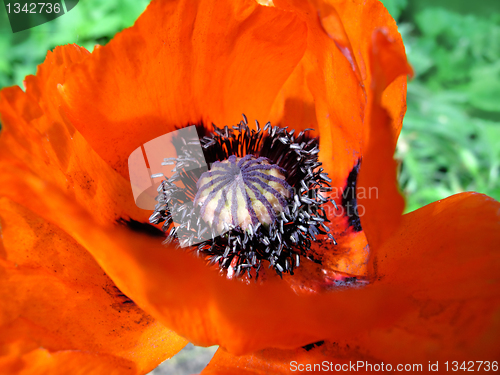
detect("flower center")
[194,155,292,232]
[149,116,337,278]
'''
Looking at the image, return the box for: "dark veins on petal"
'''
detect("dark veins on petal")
[105,285,135,305]
[118,218,165,237]
[341,159,362,232]
[103,283,155,325]
[302,340,325,351]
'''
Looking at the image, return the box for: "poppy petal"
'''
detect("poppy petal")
[1,348,148,375]
[0,198,187,375]
[357,29,412,250]
[201,343,376,374]
[0,0,412,356]
[0,46,150,226]
[317,0,410,137]
[268,61,319,134]
[0,159,411,355]
[0,43,187,374]
[268,1,410,274]
[320,4,411,249]
[270,0,409,187]
[4,0,492,364]
[199,196,500,371]
[59,0,308,179]
[363,192,500,361]
[271,0,365,190]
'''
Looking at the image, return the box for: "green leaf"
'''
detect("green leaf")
[466,61,500,112]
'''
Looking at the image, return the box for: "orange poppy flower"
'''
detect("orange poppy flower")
[0,0,499,373]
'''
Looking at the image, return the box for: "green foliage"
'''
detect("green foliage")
[0,0,150,88]
[379,0,408,21]
[384,3,500,212]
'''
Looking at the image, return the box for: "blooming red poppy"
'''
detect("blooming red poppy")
[0,0,499,373]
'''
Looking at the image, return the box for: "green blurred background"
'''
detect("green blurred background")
[1,0,499,212]
[385,0,500,211]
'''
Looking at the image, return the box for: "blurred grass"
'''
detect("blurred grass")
[1,0,499,212]
[0,0,150,87]
[149,344,218,375]
[383,0,500,211]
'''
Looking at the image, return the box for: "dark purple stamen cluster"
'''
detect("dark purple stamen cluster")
[149,115,336,278]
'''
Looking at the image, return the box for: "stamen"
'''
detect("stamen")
[149,116,337,278]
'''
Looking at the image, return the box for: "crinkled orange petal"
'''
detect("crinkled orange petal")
[59,0,308,179]
[308,1,411,249]
[0,198,187,375]
[0,46,150,226]
[270,0,409,186]
[202,343,375,375]
[0,42,187,375]
[203,194,500,369]
[268,62,318,134]
[357,29,412,250]
[268,0,409,277]
[4,0,495,365]
[1,348,147,375]
[0,160,410,355]
[318,0,411,138]
[363,192,500,361]
[271,0,365,191]
[0,0,412,356]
